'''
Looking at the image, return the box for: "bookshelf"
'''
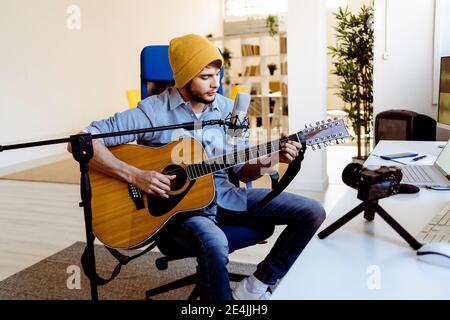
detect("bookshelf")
[210,32,288,135]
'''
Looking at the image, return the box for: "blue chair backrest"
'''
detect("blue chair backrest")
[140,45,224,100]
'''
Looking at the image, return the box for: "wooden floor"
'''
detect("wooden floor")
[0,146,355,281]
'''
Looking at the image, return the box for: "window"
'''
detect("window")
[224,0,287,18]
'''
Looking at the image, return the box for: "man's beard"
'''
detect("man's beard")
[186,84,215,104]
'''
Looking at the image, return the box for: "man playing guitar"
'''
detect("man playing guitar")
[70,34,326,300]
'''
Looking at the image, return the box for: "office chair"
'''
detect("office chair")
[374,109,436,145]
[140,45,223,99]
[140,45,280,300]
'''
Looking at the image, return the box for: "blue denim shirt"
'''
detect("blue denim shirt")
[85,87,248,217]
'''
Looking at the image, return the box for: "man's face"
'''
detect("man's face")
[186,65,221,104]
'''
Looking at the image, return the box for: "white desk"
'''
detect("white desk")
[272,141,450,299]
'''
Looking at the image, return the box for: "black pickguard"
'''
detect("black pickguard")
[147,179,196,216]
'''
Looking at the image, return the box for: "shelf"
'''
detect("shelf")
[251,93,287,98]
[209,32,287,41]
[213,31,288,132]
[238,54,287,58]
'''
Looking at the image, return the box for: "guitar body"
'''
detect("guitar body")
[90,137,215,249]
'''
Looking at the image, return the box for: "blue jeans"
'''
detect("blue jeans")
[158,188,326,300]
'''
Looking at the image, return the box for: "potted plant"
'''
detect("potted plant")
[222,47,232,85]
[267,63,277,76]
[328,4,374,161]
[265,15,278,37]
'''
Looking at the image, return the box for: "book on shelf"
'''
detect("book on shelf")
[280,62,288,75]
[281,82,288,95]
[280,37,287,54]
[244,65,261,76]
[248,97,262,116]
[241,44,260,56]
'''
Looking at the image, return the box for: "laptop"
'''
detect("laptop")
[400,139,450,187]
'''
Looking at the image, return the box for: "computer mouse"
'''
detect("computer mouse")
[416,242,450,268]
[398,183,420,194]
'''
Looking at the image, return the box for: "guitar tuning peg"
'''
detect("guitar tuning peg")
[321,120,325,124]
[317,144,321,149]
[304,124,308,129]
[323,141,329,147]
[311,145,316,151]
[327,118,332,122]
[335,139,340,145]
[315,121,320,126]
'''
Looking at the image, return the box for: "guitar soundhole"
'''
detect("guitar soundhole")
[162,164,187,191]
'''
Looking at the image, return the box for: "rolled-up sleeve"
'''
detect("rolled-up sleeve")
[84,105,154,147]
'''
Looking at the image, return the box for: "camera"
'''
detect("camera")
[342,163,403,202]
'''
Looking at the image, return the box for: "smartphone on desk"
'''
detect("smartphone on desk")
[380,152,418,160]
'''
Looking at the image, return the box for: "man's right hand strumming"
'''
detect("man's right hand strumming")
[131,170,175,199]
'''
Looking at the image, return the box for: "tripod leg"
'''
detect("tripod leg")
[318,202,365,239]
[363,201,376,221]
[375,204,422,250]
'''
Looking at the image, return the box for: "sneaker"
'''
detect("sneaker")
[269,278,281,293]
[232,277,272,300]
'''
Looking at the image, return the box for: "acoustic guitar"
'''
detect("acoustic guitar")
[90,119,349,249]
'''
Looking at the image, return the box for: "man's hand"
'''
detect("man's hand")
[132,170,176,198]
[279,132,302,164]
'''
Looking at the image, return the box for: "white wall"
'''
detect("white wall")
[0,0,222,169]
[373,0,450,141]
[287,0,329,191]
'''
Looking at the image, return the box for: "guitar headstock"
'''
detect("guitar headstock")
[298,119,350,150]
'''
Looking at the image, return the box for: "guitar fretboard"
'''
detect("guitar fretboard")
[186,133,300,179]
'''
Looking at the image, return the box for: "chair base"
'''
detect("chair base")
[145,272,248,300]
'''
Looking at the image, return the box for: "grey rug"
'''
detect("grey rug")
[0,242,255,300]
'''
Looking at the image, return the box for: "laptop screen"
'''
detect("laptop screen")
[435,139,450,177]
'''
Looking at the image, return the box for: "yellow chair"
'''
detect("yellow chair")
[126,89,141,108]
[230,84,247,101]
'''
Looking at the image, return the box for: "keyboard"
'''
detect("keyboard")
[416,203,450,243]
[402,166,433,183]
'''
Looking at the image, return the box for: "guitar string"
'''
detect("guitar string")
[160,124,342,177]
[160,137,292,177]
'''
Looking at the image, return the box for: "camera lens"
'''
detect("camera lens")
[342,163,362,189]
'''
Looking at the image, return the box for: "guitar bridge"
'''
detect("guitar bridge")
[128,184,145,210]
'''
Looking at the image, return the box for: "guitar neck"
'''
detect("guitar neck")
[185,118,349,180]
[186,133,301,179]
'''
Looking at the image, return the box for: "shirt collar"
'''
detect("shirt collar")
[168,87,220,112]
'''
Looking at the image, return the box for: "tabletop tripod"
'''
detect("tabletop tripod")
[318,163,422,250]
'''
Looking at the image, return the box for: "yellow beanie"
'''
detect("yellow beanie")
[169,34,224,88]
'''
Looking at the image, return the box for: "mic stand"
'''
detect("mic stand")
[317,197,422,250]
[0,118,239,300]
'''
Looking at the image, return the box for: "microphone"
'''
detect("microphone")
[227,92,251,131]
